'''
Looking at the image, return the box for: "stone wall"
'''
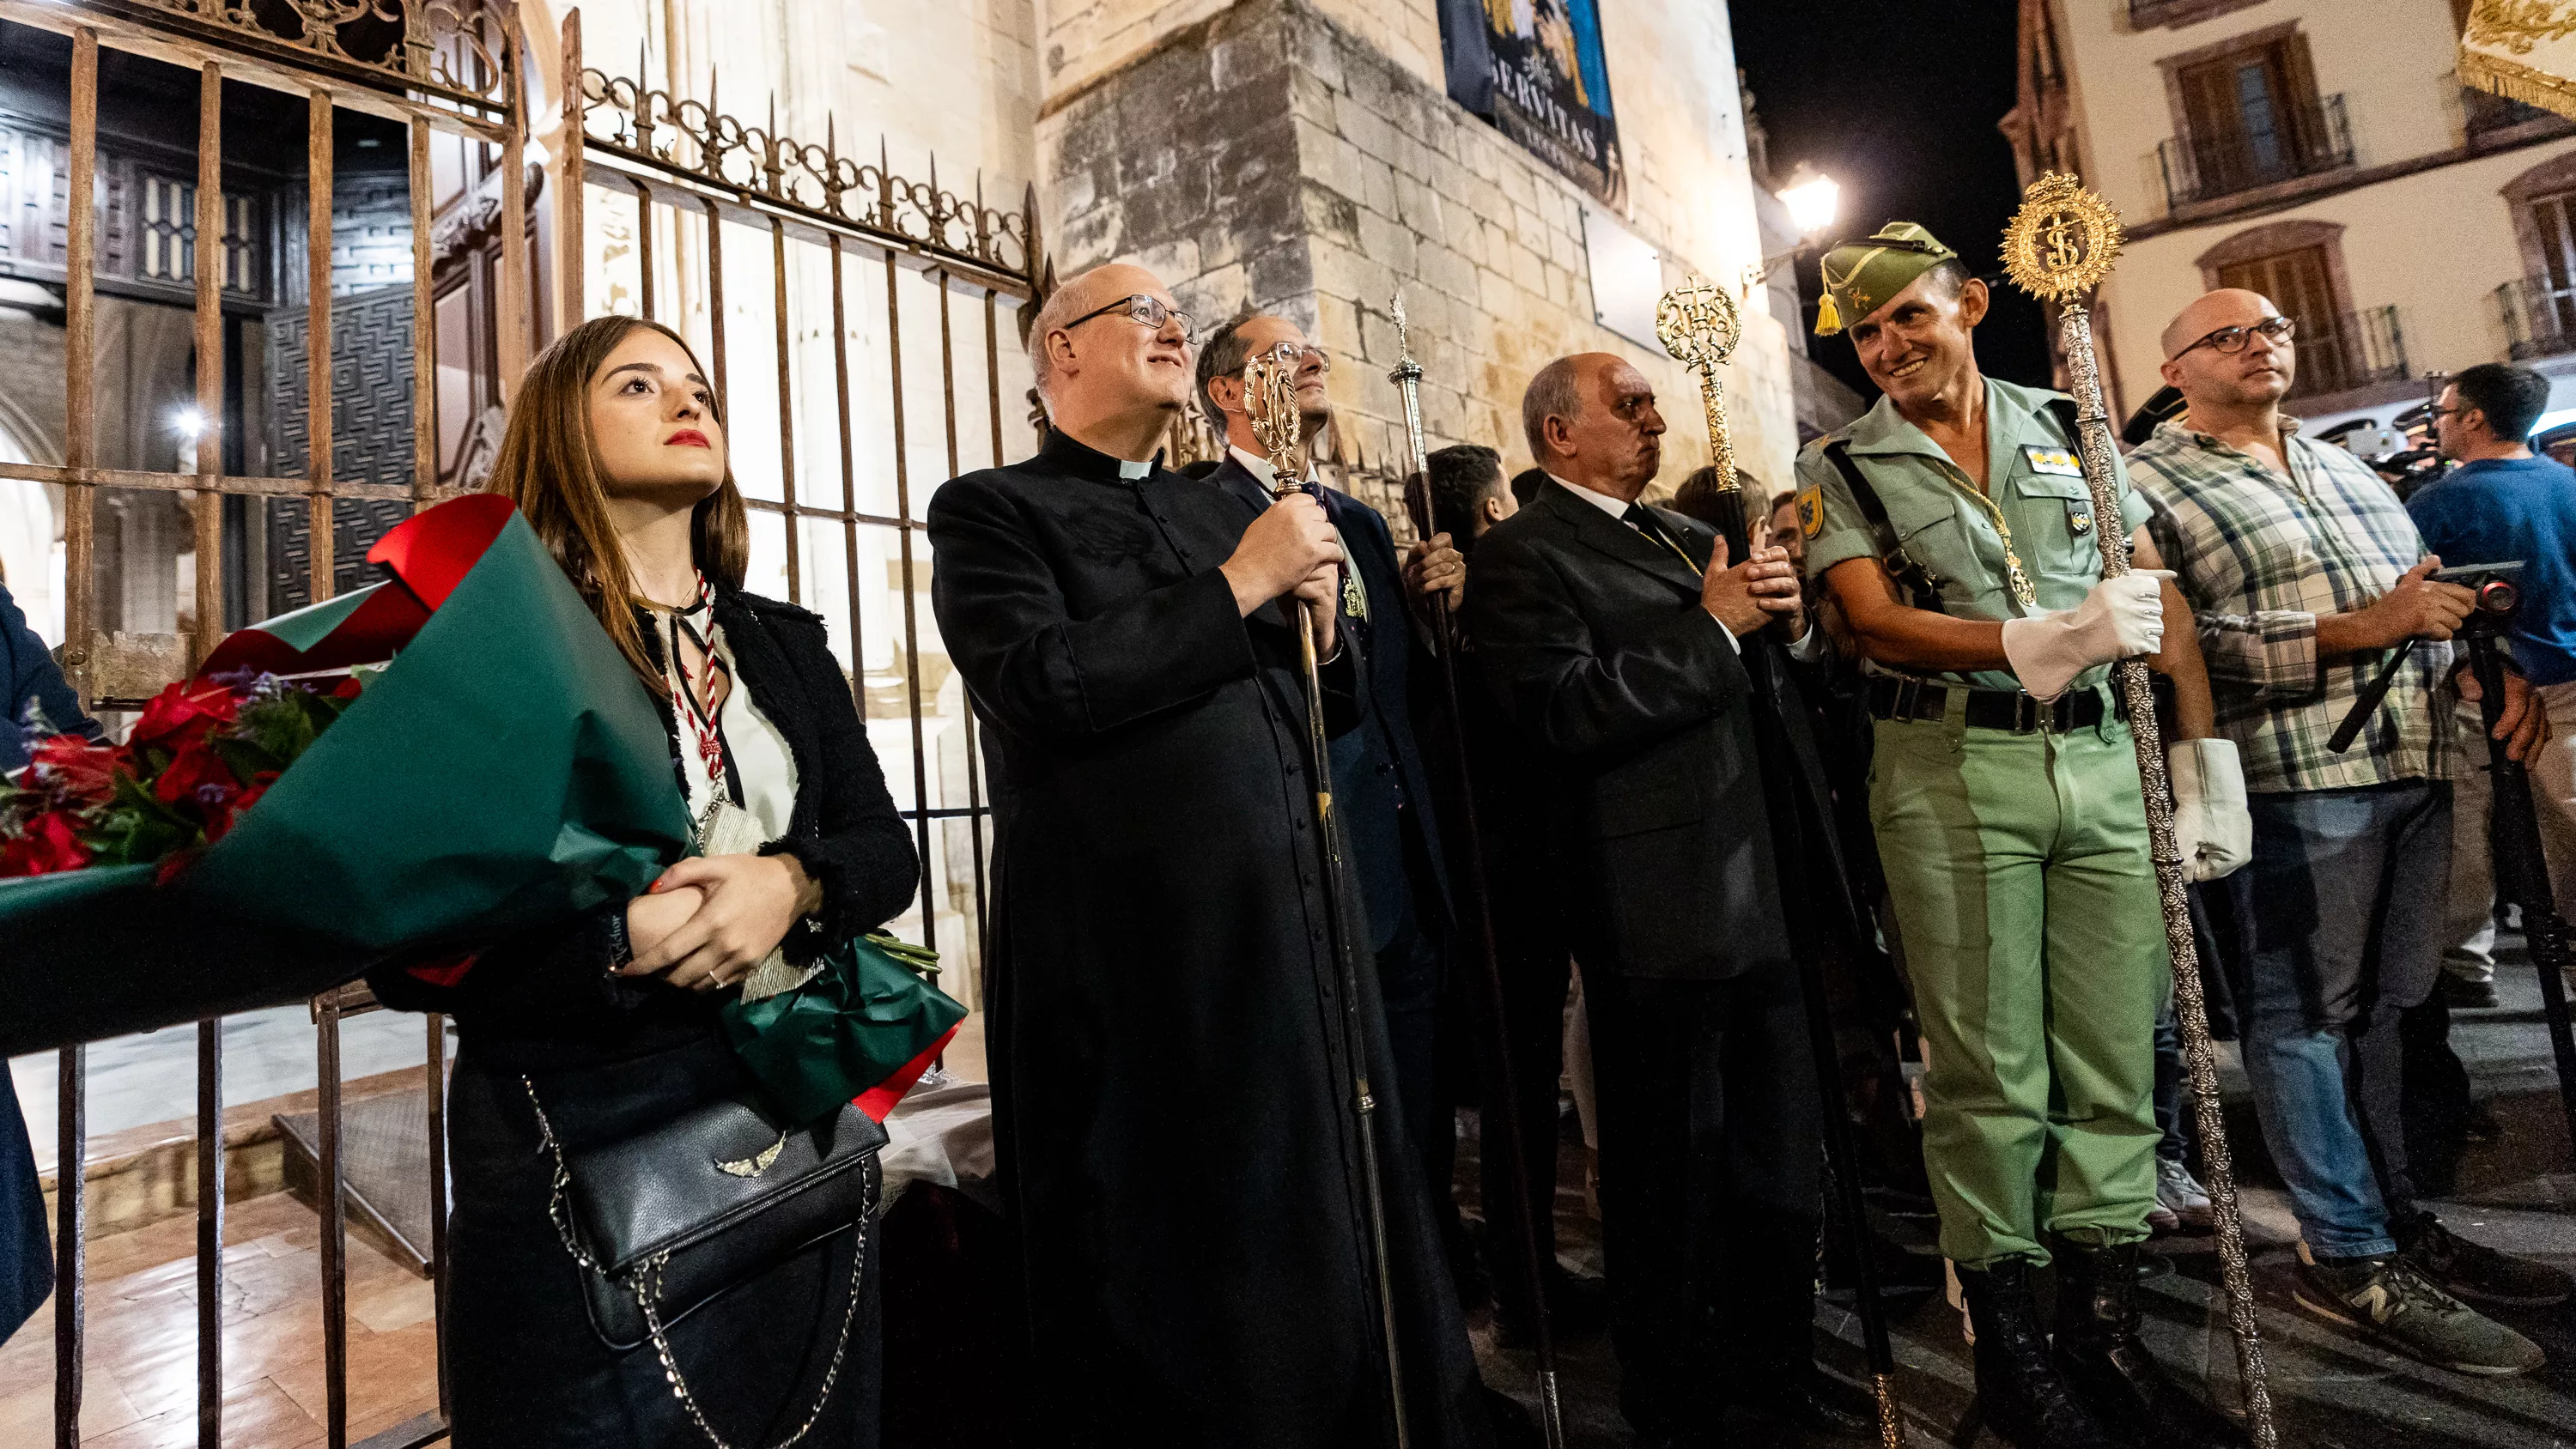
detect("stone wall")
[1036,0,1800,497]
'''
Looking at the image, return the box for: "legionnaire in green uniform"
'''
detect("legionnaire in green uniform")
[1796,225,2251,1449]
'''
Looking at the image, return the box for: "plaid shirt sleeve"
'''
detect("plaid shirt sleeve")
[2124,422,2448,791]
[2137,468,2324,704]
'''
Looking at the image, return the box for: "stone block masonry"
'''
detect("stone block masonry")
[1037,0,1800,497]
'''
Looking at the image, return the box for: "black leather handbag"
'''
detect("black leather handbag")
[522,1076,886,1448]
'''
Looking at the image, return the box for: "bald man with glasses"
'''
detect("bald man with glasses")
[2129,287,2562,1380]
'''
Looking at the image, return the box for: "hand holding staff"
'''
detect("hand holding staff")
[1656,273,1910,1449]
[1242,343,1411,1449]
[2001,171,2277,1449]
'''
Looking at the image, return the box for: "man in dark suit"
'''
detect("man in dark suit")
[1191,311,1462,1216]
[1464,353,1867,1446]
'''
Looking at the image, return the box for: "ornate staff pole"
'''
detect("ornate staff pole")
[1388,293,1567,1449]
[1653,277,1753,555]
[1656,276,1907,1449]
[2001,172,2276,1448]
[1243,349,1411,1449]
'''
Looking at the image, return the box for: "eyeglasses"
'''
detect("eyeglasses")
[1251,340,1333,373]
[2173,315,2296,360]
[1063,293,1194,344]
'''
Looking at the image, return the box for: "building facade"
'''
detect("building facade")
[2007,0,2576,435]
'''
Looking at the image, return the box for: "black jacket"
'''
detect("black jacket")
[927,429,1488,1447]
[368,587,920,1040]
[1462,481,1844,980]
[1205,455,1451,946]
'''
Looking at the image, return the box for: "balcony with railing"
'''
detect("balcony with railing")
[2287,306,2409,402]
[2157,94,2354,213]
[2496,276,2576,361]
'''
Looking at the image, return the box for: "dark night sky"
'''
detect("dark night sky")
[1728,2,2053,402]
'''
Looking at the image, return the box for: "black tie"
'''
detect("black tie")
[1621,502,1696,569]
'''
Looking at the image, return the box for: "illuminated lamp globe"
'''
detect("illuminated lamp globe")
[1779,165,1840,239]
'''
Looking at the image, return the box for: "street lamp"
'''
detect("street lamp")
[1779,164,1841,238]
[1745,163,1841,295]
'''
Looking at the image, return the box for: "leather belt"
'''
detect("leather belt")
[1868,675,2108,734]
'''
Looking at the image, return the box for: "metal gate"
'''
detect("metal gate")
[560,10,1040,986]
[7,2,1036,1446]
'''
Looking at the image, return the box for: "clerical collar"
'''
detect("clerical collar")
[1230,446,1314,489]
[1036,426,1160,483]
[1546,471,1637,521]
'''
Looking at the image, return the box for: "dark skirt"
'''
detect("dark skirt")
[445,1025,880,1449]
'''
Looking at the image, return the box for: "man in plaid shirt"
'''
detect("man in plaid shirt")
[2131,288,2564,1378]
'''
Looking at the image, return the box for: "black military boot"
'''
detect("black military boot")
[1956,1259,2116,1449]
[2051,1240,2248,1449]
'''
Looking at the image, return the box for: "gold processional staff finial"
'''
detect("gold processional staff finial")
[1653,275,1744,498]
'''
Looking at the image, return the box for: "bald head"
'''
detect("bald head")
[1522,351,1666,500]
[2160,288,2278,361]
[1024,261,1194,452]
[2157,286,2296,425]
[1029,263,1174,394]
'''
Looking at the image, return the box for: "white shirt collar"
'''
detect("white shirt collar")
[1117,457,1151,480]
[1230,445,1315,489]
[1546,471,1641,520]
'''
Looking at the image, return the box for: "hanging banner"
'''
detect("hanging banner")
[2460,0,2576,122]
[1438,0,1628,210]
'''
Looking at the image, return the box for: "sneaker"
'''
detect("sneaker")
[2292,1243,2546,1376]
[2398,1212,2575,1308]
[2154,1157,2215,1233]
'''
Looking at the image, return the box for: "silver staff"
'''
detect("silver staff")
[1244,346,1412,1449]
[2001,171,2276,1449]
[1388,293,1567,1449]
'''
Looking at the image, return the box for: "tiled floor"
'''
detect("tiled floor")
[0,1192,440,1448]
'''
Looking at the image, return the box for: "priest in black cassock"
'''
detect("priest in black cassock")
[926,263,1493,1448]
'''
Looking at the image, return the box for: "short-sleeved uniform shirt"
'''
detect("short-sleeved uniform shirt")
[1795,377,2151,694]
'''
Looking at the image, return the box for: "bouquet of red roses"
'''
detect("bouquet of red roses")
[3,670,362,882]
[0,495,960,1123]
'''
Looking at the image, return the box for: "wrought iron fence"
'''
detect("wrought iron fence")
[2497,276,2576,361]
[565,15,1037,980]
[2157,94,2353,211]
[2287,304,2409,401]
[13,4,1042,1447]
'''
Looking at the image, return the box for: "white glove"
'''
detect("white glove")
[2166,737,2251,882]
[1999,571,2171,700]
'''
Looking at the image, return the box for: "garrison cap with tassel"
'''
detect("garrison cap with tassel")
[1814,221,1959,336]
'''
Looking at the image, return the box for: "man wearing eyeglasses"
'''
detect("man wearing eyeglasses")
[2129,288,2561,1379]
[927,264,1497,1446]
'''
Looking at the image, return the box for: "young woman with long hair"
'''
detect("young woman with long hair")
[369,315,918,1447]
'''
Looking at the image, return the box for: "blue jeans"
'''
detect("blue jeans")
[2227,781,2451,1258]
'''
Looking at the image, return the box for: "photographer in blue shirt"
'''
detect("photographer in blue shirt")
[2413,362,2576,1009]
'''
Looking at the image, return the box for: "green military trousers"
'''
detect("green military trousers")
[1868,691,2166,1268]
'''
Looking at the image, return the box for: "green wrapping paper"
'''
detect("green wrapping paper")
[3,508,686,1052]
[723,935,967,1124]
[4,496,957,1120]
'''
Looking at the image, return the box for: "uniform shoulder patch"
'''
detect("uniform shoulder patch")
[2022,445,2083,477]
[1795,484,1825,540]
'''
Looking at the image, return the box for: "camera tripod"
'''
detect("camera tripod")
[2338,567,2576,1162]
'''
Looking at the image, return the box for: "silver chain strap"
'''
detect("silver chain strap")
[522,1076,874,1449]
